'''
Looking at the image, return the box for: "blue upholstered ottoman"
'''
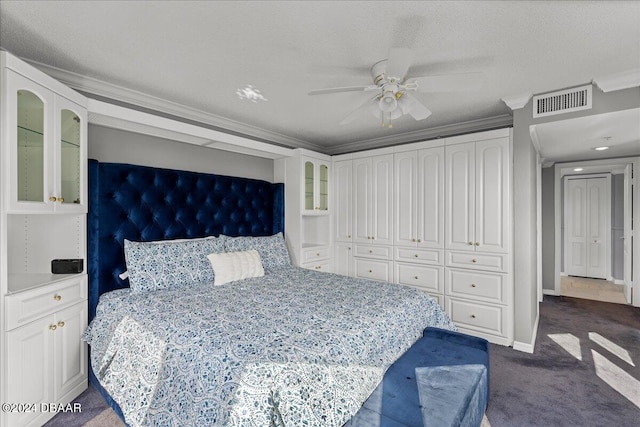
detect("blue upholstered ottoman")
[345,327,490,427]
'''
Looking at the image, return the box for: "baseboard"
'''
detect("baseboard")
[613,279,624,285]
[543,289,559,296]
[513,311,540,354]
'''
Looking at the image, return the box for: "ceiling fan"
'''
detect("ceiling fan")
[308,48,483,128]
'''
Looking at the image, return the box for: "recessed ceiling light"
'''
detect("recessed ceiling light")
[594,146,609,151]
[236,85,267,103]
[573,168,583,172]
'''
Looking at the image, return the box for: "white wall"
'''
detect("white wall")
[88,124,274,182]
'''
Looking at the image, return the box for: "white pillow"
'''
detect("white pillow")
[207,249,264,286]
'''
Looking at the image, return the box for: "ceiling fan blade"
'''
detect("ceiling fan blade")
[308,85,378,96]
[400,92,432,120]
[410,72,484,92]
[385,48,413,81]
[340,96,379,125]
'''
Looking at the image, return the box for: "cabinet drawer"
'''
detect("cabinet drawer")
[354,244,392,260]
[395,247,442,265]
[301,246,330,263]
[301,260,332,273]
[354,259,392,282]
[446,269,506,304]
[5,275,87,331]
[446,297,506,337]
[395,263,442,293]
[446,251,507,272]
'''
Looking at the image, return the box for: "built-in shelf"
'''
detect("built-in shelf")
[7,272,85,295]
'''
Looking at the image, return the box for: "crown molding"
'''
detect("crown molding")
[592,69,640,93]
[25,58,324,152]
[501,93,532,110]
[325,114,513,155]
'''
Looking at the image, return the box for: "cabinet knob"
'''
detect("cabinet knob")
[471,259,477,263]
[49,196,58,202]
[468,242,474,246]
[414,276,419,280]
[53,294,62,301]
[347,235,351,238]
[417,239,422,243]
[369,270,372,273]
[471,284,476,288]
[414,254,419,258]
[475,242,480,246]
[470,314,476,319]
[49,324,57,331]
[369,250,373,253]
[316,253,320,256]
[57,321,65,327]
[58,197,64,203]
[411,238,416,242]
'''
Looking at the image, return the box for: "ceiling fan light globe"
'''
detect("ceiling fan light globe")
[379,94,398,112]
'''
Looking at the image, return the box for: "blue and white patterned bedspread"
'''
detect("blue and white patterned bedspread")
[83,267,455,427]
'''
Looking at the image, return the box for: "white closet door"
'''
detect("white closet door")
[445,142,475,251]
[394,151,417,246]
[371,154,394,245]
[565,176,610,279]
[586,177,609,279]
[353,158,371,244]
[475,138,509,253]
[334,160,352,242]
[417,147,444,248]
[565,179,587,276]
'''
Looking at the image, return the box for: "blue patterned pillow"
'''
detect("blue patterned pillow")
[223,233,291,270]
[124,236,225,293]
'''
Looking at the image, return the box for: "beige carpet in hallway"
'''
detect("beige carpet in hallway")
[560,275,627,304]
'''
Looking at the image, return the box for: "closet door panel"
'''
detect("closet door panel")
[565,179,587,276]
[394,151,417,246]
[371,154,393,245]
[353,158,371,244]
[334,160,353,242]
[417,147,444,249]
[586,177,609,279]
[446,142,475,251]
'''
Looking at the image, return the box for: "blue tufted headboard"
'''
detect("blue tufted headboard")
[87,159,284,320]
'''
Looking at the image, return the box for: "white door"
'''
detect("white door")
[565,176,610,279]
[394,151,417,246]
[417,147,445,249]
[352,158,371,244]
[334,243,353,276]
[334,160,352,242]
[54,302,88,401]
[446,142,475,251]
[371,154,393,245]
[475,138,509,253]
[623,164,632,303]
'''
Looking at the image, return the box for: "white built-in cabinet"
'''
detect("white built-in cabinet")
[1,52,88,427]
[276,149,333,273]
[331,129,513,346]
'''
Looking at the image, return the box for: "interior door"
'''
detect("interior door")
[565,176,610,279]
[623,164,632,303]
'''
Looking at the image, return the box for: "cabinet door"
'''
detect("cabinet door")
[6,69,55,212]
[371,154,393,245]
[54,302,88,401]
[475,138,509,253]
[334,243,353,276]
[417,147,444,249]
[303,160,315,211]
[446,142,475,251]
[334,160,352,242]
[353,158,371,244]
[54,96,87,213]
[6,317,54,427]
[394,151,417,246]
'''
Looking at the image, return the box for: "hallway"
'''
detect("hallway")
[560,275,627,305]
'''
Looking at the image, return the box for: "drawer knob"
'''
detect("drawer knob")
[468,241,473,246]
[411,238,416,242]
[414,276,419,280]
[49,324,57,331]
[369,270,372,273]
[414,254,419,258]
[471,284,476,288]
[471,259,477,263]
[471,314,476,319]
[316,253,320,256]
[369,250,373,253]
[57,321,65,327]
[49,196,58,202]
[347,235,351,238]
[475,242,480,246]
[417,239,422,243]
[53,294,62,301]
[58,197,64,203]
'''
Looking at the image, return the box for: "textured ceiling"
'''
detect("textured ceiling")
[1,1,639,154]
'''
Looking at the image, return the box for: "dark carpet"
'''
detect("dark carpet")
[45,295,640,427]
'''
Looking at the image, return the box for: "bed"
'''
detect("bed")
[83,160,481,427]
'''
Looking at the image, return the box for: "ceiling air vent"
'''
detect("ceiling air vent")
[532,85,592,118]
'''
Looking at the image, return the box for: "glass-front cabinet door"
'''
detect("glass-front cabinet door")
[302,157,329,213]
[6,69,86,213]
